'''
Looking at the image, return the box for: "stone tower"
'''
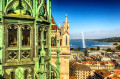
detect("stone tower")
[51,15,71,79]
[0,0,60,79]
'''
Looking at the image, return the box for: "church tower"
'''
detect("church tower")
[51,15,71,79]
[0,0,60,79]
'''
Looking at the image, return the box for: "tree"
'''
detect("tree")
[70,48,74,51]
[97,47,100,51]
[106,48,112,52]
[78,46,81,51]
[115,45,120,50]
[113,42,118,45]
[90,48,96,51]
[74,49,77,51]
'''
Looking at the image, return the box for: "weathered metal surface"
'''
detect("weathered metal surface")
[0,0,60,79]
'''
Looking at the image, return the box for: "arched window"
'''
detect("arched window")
[22,25,31,47]
[60,31,61,36]
[8,24,17,47]
[66,36,67,46]
[60,39,62,46]
[51,37,56,46]
[38,28,41,46]
[44,29,47,45]
[44,29,46,40]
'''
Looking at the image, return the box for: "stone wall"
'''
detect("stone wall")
[52,55,70,79]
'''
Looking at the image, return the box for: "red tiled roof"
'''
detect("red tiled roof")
[95,70,111,78]
[46,4,58,30]
[51,16,58,30]
[80,61,114,65]
[109,75,119,79]
[114,70,120,75]
[69,76,76,79]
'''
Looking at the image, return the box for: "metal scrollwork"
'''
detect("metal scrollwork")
[21,25,31,30]
[7,24,18,29]
[39,4,47,19]
[8,51,18,60]
[6,69,14,75]
[21,50,30,59]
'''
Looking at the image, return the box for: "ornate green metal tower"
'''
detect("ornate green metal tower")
[0,0,60,79]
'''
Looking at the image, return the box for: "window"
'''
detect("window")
[6,24,33,62]
[22,25,30,47]
[38,28,41,46]
[66,36,67,46]
[44,30,46,39]
[8,25,17,47]
[44,30,47,45]
[51,37,56,46]
[60,39,62,46]
[60,31,61,36]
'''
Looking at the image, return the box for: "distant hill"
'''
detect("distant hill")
[70,37,120,42]
[90,37,120,42]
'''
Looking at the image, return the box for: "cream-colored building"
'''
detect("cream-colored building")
[70,61,94,79]
[101,57,111,61]
[79,61,115,70]
[70,61,115,79]
[87,51,101,56]
[51,15,71,79]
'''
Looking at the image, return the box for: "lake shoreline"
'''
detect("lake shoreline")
[70,40,114,49]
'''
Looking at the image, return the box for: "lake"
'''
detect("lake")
[70,39,113,49]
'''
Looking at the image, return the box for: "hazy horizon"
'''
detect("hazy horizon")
[70,36,120,40]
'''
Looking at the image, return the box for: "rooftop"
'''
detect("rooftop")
[95,70,111,78]
[70,61,91,71]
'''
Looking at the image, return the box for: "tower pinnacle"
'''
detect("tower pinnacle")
[59,22,61,28]
[65,14,67,27]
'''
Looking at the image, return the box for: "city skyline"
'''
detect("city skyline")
[51,0,120,39]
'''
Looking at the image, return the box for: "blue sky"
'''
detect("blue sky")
[51,0,120,39]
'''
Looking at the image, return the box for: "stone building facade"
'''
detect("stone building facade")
[51,15,71,79]
[80,61,115,70]
[70,61,94,79]
[70,61,115,79]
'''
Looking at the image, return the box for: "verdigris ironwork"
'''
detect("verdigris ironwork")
[0,0,60,79]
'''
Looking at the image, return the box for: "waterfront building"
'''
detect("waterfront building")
[70,61,94,79]
[79,61,115,70]
[87,50,102,57]
[0,0,70,79]
[101,57,111,61]
[70,51,84,61]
